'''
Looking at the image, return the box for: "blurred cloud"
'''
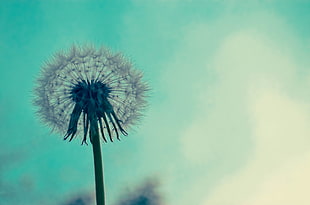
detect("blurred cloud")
[0,148,31,204]
[180,28,299,165]
[170,10,310,205]
[202,85,310,205]
[114,178,164,205]
[60,192,94,205]
[242,152,310,205]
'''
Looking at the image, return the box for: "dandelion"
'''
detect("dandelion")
[33,45,148,205]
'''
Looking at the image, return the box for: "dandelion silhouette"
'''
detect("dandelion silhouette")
[34,45,148,205]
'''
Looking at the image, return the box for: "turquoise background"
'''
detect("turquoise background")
[0,1,309,205]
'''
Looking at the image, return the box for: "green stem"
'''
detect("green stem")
[90,115,105,205]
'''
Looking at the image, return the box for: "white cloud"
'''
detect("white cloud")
[244,152,310,205]
[248,85,310,163]
[180,28,299,165]
[178,18,310,205]
[126,4,310,204]
[202,85,310,205]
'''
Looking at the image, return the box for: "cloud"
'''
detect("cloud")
[114,178,164,205]
[172,14,310,205]
[181,25,307,159]
[0,149,32,205]
[153,6,310,203]
[60,192,94,205]
[243,152,310,205]
[202,85,310,205]
[122,3,310,204]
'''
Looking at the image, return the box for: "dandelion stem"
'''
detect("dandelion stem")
[90,113,105,205]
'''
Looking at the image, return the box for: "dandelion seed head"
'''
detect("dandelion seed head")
[34,45,148,144]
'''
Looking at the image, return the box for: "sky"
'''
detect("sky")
[0,0,310,205]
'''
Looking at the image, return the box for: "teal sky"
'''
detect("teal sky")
[1,1,310,205]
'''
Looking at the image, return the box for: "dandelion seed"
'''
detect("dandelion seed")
[34,45,148,144]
